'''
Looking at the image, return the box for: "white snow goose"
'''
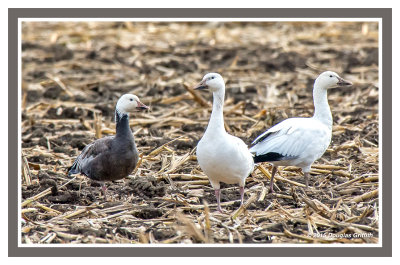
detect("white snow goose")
[68,94,149,195]
[249,71,352,192]
[195,73,254,212]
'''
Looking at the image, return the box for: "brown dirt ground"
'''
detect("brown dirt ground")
[21,21,379,244]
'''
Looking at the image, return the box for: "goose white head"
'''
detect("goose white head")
[314,71,352,89]
[194,73,225,92]
[116,94,149,114]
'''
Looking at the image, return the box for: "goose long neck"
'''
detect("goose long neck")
[115,109,134,140]
[312,84,332,129]
[206,87,226,134]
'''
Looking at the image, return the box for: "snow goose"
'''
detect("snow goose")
[249,71,352,192]
[68,94,149,195]
[195,73,254,212]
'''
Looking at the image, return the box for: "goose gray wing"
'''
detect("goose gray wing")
[68,136,114,176]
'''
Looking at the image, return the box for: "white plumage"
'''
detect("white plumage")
[195,73,254,212]
[250,71,352,192]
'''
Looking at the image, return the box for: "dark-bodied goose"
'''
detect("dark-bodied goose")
[195,73,254,212]
[249,71,352,192]
[68,94,148,194]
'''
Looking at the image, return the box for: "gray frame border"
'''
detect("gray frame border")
[9,8,392,257]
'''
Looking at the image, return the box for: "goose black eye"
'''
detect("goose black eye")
[329,75,333,78]
[130,98,133,101]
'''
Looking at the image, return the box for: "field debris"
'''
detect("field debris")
[21,21,378,244]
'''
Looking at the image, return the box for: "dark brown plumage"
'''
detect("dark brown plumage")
[68,94,148,182]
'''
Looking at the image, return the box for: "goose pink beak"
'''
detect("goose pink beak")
[136,101,149,110]
[194,80,208,90]
[337,77,352,86]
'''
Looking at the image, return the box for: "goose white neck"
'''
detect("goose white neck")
[205,87,226,134]
[115,107,129,123]
[312,85,332,129]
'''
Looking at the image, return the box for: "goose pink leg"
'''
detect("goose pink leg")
[304,172,309,188]
[239,186,245,206]
[101,183,108,199]
[215,189,223,213]
[269,166,277,193]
